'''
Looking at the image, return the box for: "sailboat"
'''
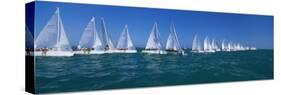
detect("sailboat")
[203,36,215,53]
[100,18,116,53]
[250,47,257,50]
[142,22,167,54]
[115,24,137,53]
[226,42,232,51]
[26,26,34,56]
[221,40,227,51]
[35,8,74,56]
[191,33,203,53]
[221,40,256,51]
[165,23,185,55]
[75,17,104,54]
[211,39,221,51]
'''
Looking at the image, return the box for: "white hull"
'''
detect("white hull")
[141,50,167,54]
[191,50,205,53]
[215,49,221,52]
[166,50,186,55]
[250,48,257,50]
[104,50,118,53]
[110,50,137,53]
[203,50,216,53]
[35,51,74,56]
[74,50,105,55]
[226,49,232,52]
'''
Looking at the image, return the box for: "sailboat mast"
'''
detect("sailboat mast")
[125,24,129,48]
[92,17,96,48]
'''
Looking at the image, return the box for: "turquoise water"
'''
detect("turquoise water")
[35,49,273,93]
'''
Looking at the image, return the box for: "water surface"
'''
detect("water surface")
[35,49,273,93]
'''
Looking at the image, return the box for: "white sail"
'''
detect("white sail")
[222,40,225,50]
[166,23,182,51]
[233,43,236,50]
[211,39,220,51]
[204,36,211,50]
[203,36,215,52]
[211,39,215,50]
[57,18,72,51]
[93,27,103,50]
[117,24,135,50]
[145,22,162,50]
[192,33,201,51]
[227,42,232,51]
[100,18,115,50]
[78,17,95,48]
[78,17,102,50]
[36,9,60,49]
[35,8,72,51]
[26,26,34,49]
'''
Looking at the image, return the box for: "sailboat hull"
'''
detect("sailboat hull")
[203,50,216,53]
[74,50,105,55]
[191,50,205,53]
[141,50,167,54]
[166,50,186,55]
[111,50,137,53]
[34,51,74,56]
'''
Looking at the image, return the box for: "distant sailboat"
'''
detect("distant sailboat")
[250,47,257,50]
[35,8,74,56]
[142,22,167,54]
[100,18,116,53]
[226,42,232,51]
[221,40,227,51]
[211,39,221,51]
[75,17,104,54]
[165,23,185,55]
[115,24,137,53]
[191,33,204,53]
[203,36,215,53]
[222,40,256,52]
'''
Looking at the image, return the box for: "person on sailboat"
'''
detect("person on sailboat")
[40,47,48,56]
[105,45,109,51]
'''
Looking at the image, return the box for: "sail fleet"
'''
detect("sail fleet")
[31,8,256,56]
[191,34,256,53]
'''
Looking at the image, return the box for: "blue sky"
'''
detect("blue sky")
[33,1,273,49]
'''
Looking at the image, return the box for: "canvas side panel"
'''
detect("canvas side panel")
[25,1,35,94]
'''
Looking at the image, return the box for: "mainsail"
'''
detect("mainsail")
[166,23,182,51]
[78,17,102,50]
[211,39,215,50]
[35,8,72,51]
[100,18,115,50]
[227,42,232,50]
[145,22,162,50]
[211,39,220,50]
[203,36,211,50]
[222,40,226,50]
[192,33,201,51]
[116,24,135,50]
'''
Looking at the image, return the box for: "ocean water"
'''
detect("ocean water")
[35,49,273,93]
